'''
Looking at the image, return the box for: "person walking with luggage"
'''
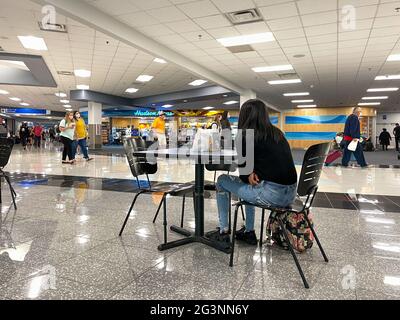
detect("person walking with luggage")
[59,112,76,164]
[379,128,392,151]
[72,111,93,161]
[341,107,368,167]
[394,123,400,152]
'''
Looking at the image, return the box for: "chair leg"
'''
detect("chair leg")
[304,210,329,262]
[277,215,309,289]
[229,204,240,267]
[163,195,168,245]
[4,176,17,210]
[240,204,245,222]
[228,192,232,233]
[259,209,265,248]
[119,192,142,236]
[152,197,164,223]
[180,195,186,228]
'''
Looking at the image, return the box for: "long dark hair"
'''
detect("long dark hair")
[238,99,283,143]
[220,110,231,130]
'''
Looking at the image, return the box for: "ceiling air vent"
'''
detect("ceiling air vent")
[38,22,68,33]
[226,8,263,25]
[278,73,299,79]
[57,71,74,76]
[227,45,255,54]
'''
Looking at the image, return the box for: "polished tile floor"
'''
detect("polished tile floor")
[1,144,400,300]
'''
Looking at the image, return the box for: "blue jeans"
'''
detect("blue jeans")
[216,174,297,232]
[72,138,89,159]
[341,140,367,167]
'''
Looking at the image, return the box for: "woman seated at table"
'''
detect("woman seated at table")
[207,99,298,246]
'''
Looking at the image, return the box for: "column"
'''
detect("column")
[88,101,102,149]
[240,90,257,107]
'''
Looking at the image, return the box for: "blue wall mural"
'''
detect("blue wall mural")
[285,115,346,125]
[285,132,337,141]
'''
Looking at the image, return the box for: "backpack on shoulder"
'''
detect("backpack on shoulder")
[266,210,314,253]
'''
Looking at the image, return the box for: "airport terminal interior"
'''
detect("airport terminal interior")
[1,0,400,301]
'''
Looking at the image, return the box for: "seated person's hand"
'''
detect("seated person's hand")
[248,172,260,186]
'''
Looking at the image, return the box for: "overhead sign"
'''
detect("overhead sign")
[0,107,48,115]
[81,109,174,118]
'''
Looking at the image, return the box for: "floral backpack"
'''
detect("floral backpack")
[266,210,314,253]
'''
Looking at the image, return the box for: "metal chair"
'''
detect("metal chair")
[0,138,17,209]
[119,137,194,245]
[229,142,331,289]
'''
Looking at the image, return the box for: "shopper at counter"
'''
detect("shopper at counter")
[151,111,166,147]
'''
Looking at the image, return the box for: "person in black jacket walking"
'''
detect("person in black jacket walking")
[341,107,368,167]
[19,122,29,150]
[394,123,400,152]
[379,128,392,151]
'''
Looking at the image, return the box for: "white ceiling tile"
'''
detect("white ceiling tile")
[297,0,338,15]
[259,3,298,20]
[267,16,302,31]
[177,0,219,18]
[132,0,172,10]
[301,11,338,27]
[147,6,188,23]
[234,21,270,35]
[304,23,337,37]
[193,14,231,29]
[166,19,202,32]
[206,26,240,38]
[90,0,140,16]
[117,11,159,27]
[211,0,255,13]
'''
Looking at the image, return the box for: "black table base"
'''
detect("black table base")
[157,225,232,254]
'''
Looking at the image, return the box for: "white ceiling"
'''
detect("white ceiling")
[2,0,400,112]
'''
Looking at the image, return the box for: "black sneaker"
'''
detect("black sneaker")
[205,230,231,248]
[235,226,258,245]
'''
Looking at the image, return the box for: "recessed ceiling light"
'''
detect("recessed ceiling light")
[125,88,139,93]
[252,65,293,73]
[368,88,399,92]
[217,32,275,47]
[375,75,400,80]
[18,36,48,50]
[224,101,238,105]
[223,94,228,97]
[293,54,305,58]
[297,104,316,108]
[183,100,188,103]
[154,58,167,64]
[63,104,72,108]
[9,97,21,101]
[77,85,89,90]
[60,99,70,103]
[136,75,153,82]
[203,106,214,110]
[268,79,302,85]
[0,89,9,95]
[387,54,400,61]
[74,69,91,78]
[162,104,173,108]
[358,102,381,106]
[20,102,30,106]
[55,92,67,97]
[283,92,310,97]
[66,108,73,111]
[292,99,314,103]
[362,96,388,100]
[189,79,208,86]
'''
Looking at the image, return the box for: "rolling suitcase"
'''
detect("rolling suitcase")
[325,150,342,166]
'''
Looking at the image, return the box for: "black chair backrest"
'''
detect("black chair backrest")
[123,137,146,178]
[131,137,147,152]
[297,142,331,197]
[0,138,14,169]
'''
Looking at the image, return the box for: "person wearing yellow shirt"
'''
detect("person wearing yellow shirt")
[151,111,166,147]
[73,111,93,161]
